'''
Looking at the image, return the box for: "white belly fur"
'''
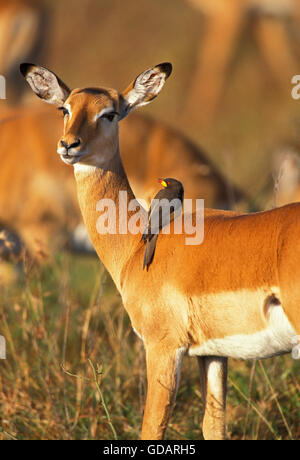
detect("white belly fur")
[188,303,296,360]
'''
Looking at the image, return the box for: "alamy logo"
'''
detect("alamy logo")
[291,336,300,360]
[0,335,6,359]
[0,75,6,100]
[96,193,205,245]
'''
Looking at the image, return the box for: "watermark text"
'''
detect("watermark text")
[0,335,6,359]
[96,193,204,245]
[0,75,6,99]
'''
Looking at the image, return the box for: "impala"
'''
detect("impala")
[0,0,44,102]
[21,62,299,440]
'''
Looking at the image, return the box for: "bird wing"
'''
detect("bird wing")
[142,189,164,238]
[142,194,183,239]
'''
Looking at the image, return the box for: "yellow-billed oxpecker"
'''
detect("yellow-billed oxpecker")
[142,178,184,270]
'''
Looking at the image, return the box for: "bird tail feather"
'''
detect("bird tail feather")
[143,234,158,270]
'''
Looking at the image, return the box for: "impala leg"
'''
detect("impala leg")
[141,344,185,440]
[183,2,245,124]
[255,17,296,88]
[197,356,227,440]
[197,356,207,404]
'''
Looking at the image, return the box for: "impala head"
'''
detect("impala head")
[20,62,172,167]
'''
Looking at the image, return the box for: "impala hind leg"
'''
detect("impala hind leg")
[141,344,185,440]
[197,356,228,440]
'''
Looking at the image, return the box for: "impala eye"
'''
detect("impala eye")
[100,111,119,122]
[58,106,69,117]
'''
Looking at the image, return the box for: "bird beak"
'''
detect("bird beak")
[158,178,168,188]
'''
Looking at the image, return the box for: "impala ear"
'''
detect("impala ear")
[119,62,172,119]
[20,63,70,106]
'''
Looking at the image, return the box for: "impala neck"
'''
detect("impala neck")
[73,145,145,292]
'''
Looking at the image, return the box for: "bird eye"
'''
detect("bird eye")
[58,107,69,117]
[168,181,171,185]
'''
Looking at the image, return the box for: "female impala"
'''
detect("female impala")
[21,62,299,440]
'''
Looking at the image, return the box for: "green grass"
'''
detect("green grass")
[0,252,298,440]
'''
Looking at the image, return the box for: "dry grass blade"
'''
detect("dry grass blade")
[229,376,280,440]
[88,359,118,440]
[242,360,257,440]
[258,360,294,440]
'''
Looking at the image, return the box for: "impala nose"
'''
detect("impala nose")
[60,139,81,150]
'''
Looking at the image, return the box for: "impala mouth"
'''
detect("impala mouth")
[57,147,88,165]
[62,154,82,165]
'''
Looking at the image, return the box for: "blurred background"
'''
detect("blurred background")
[0,0,299,441]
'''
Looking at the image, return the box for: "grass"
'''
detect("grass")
[0,252,298,440]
